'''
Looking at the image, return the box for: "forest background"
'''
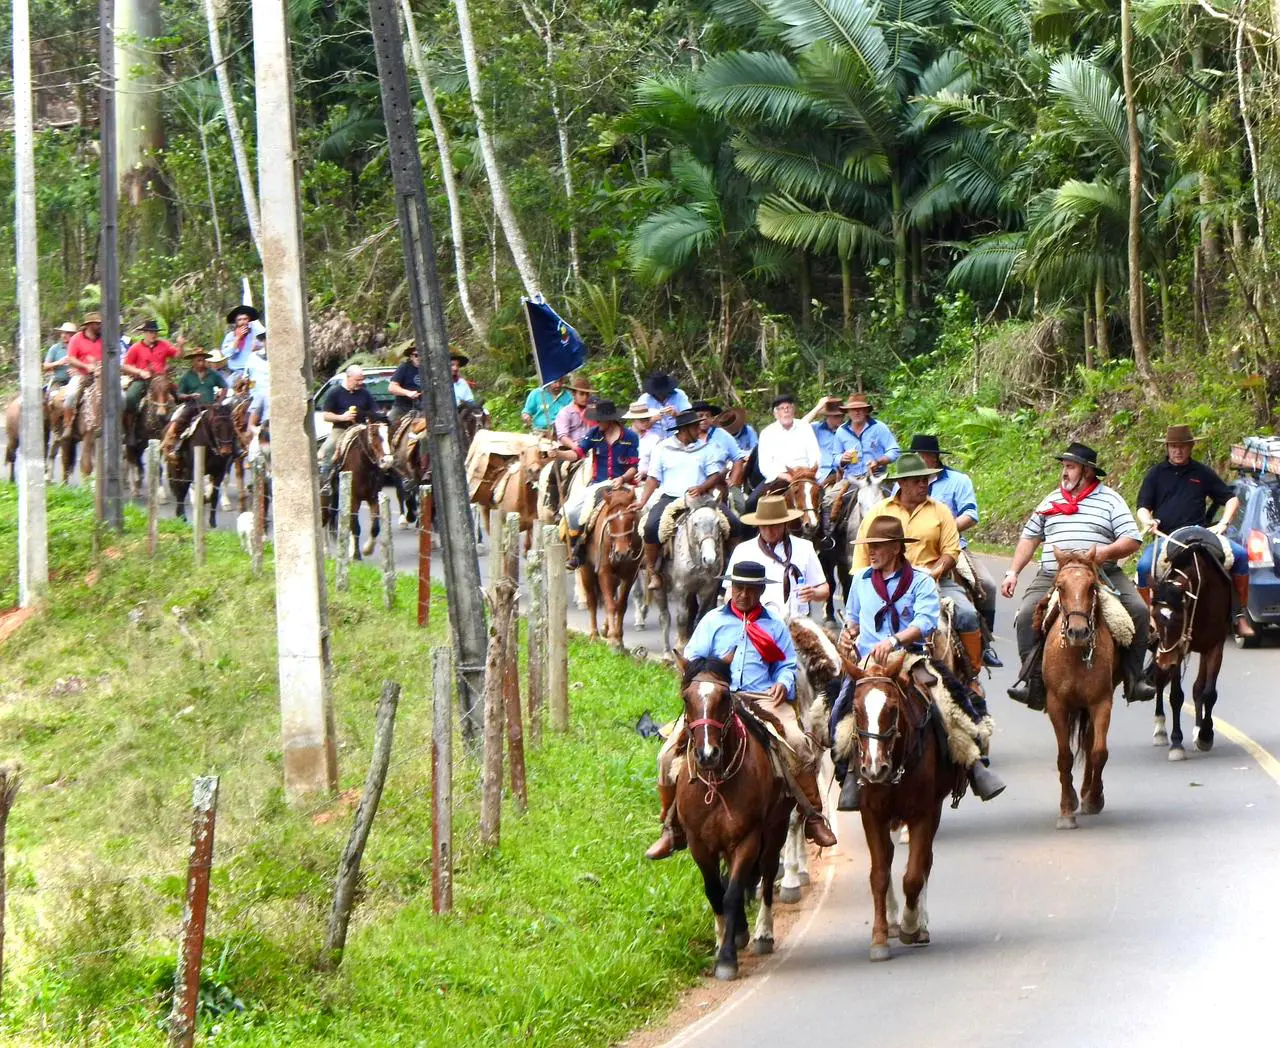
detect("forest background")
[1,0,1276,535]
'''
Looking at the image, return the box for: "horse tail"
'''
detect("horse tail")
[1070,708,1092,766]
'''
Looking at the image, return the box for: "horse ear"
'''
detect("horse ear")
[838,652,862,679]
[882,649,907,678]
[672,648,689,676]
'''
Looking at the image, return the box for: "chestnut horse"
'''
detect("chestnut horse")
[846,653,964,961]
[478,444,553,552]
[323,423,394,560]
[670,653,793,981]
[784,467,822,540]
[578,486,643,648]
[1038,547,1120,830]
[1149,537,1231,760]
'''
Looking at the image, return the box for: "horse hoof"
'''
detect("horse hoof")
[713,963,738,982]
[869,943,892,962]
[900,929,930,946]
[1196,735,1214,752]
[1056,815,1078,830]
[1152,731,1168,747]
[1168,746,1187,762]
[752,937,774,956]
[778,885,802,905]
[1081,795,1104,815]
[734,929,750,950]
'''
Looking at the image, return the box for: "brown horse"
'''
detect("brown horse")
[477,443,553,551]
[323,423,394,559]
[1149,537,1231,760]
[578,486,643,648]
[1038,547,1119,830]
[125,374,177,496]
[2,395,41,482]
[170,401,238,527]
[670,653,793,981]
[846,653,964,961]
[225,375,256,512]
[784,467,822,540]
[387,412,431,526]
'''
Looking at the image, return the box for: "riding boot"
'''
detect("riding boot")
[968,757,1006,801]
[1006,645,1046,711]
[645,784,686,860]
[1138,586,1152,608]
[566,532,586,571]
[793,767,838,847]
[1233,575,1256,638]
[644,543,664,590]
[958,630,986,696]
[160,419,180,468]
[982,644,1003,669]
[837,772,862,812]
[1122,643,1157,703]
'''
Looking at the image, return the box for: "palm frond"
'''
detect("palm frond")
[732,135,874,205]
[799,39,899,152]
[698,51,816,127]
[756,193,889,258]
[906,175,963,228]
[628,205,720,283]
[946,232,1027,295]
[1047,56,1128,171]
[765,0,891,76]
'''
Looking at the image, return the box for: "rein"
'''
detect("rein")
[684,710,748,807]
[1054,563,1099,670]
[854,675,930,787]
[1153,561,1201,661]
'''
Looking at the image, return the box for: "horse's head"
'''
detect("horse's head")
[1051,546,1100,647]
[208,402,237,458]
[683,496,725,569]
[370,422,394,472]
[1150,575,1190,670]
[855,472,886,514]
[600,487,642,565]
[677,655,737,771]
[787,467,821,537]
[147,375,176,417]
[849,653,933,785]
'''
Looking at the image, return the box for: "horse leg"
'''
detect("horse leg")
[864,815,894,961]
[899,814,933,946]
[1167,669,1187,761]
[583,567,600,640]
[1048,702,1079,829]
[1195,647,1222,751]
[753,812,787,955]
[658,585,672,655]
[1153,669,1168,747]
[695,852,727,955]
[715,840,759,981]
[779,813,804,904]
[361,496,379,557]
[350,505,363,561]
[1081,701,1111,814]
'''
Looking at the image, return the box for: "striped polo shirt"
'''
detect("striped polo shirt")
[1022,483,1140,572]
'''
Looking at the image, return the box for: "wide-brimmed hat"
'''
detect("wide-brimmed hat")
[886,452,942,481]
[691,399,722,415]
[586,399,624,424]
[740,494,802,527]
[138,319,160,333]
[226,305,260,325]
[56,321,78,334]
[567,374,593,394]
[643,372,677,401]
[1054,441,1106,477]
[907,434,946,456]
[1160,424,1197,445]
[822,396,845,416]
[401,343,419,357]
[852,516,919,545]
[207,351,228,368]
[623,399,658,420]
[715,407,747,434]
[771,393,797,409]
[185,347,212,360]
[672,408,701,431]
[450,350,469,366]
[841,393,874,411]
[720,560,768,587]
[82,311,103,326]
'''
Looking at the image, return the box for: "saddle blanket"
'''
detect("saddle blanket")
[465,430,544,502]
[656,495,732,545]
[1041,586,1134,646]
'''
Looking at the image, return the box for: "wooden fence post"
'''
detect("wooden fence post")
[336,470,353,591]
[192,446,206,567]
[417,484,432,628]
[323,681,400,969]
[147,439,160,558]
[168,775,219,1048]
[488,507,503,595]
[526,546,545,746]
[379,491,396,608]
[545,529,569,732]
[251,456,266,575]
[431,646,453,914]
[502,513,527,812]
[0,763,21,1004]
[479,577,516,848]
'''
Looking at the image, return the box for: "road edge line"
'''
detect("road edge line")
[1214,716,1280,787]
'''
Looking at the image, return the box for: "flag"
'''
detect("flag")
[524,298,587,385]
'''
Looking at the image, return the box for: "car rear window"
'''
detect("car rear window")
[1261,484,1280,536]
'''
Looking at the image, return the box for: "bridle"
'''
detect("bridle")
[683,674,748,806]
[1153,560,1201,662]
[1054,562,1099,669]
[599,502,642,564]
[679,503,724,568]
[853,675,908,786]
[787,473,821,532]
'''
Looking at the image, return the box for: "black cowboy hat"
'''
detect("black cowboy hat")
[139,319,160,333]
[1054,441,1107,477]
[643,372,677,401]
[586,399,624,424]
[771,392,797,408]
[226,305,260,325]
[720,560,768,587]
[672,408,701,431]
[907,434,946,456]
[450,350,469,366]
[691,399,722,415]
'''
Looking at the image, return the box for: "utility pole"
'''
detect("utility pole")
[252,0,339,799]
[368,0,488,747]
[98,0,124,529]
[13,0,47,605]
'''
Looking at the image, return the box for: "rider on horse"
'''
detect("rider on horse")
[625,400,662,477]
[316,365,385,491]
[554,375,594,448]
[387,344,423,430]
[221,305,264,378]
[122,320,180,440]
[812,396,847,482]
[553,399,641,570]
[521,376,571,435]
[853,453,988,695]
[161,348,228,465]
[1135,425,1253,639]
[61,312,104,432]
[449,350,475,403]
[693,400,749,488]
[646,560,839,859]
[727,495,829,619]
[715,406,758,456]
[833,392,900,481]
[745,394,822,515]
[1003,442,1157,709]
[639,371,692,440]
[43,321,77,393]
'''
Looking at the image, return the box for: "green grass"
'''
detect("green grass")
[0,484,707,1046]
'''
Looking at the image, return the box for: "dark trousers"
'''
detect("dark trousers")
[644,494,677,544]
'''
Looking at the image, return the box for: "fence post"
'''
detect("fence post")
[192,446,206,567]
[526,546,545,746]
[0,763,20,1003]
[168,775,219,1048]
[323,681,400,969]
[251,456,266,575]
[379,491,396,609]
[93,435,104,560]
[502,513,527,812]
[336,470,353,591]
[479,577,516,848]
[431,646,453,914]
[488,507,503,595]
[545,528,569,732]
[147,439,160,558]
[417,484,432,628]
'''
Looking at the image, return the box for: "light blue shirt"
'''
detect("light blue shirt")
[812,419,844,482]
[641,388,692,439]
[221,320,266,373]
[243,352,269,391]
[834,418,900,479]
[845,566,940,658]
[650,436,722,498]
[705,425,746,473]
[453,376,475,403]
[928,467,978,549]
[249,388,270,424]
[735,424,759,454]
[685,604,797,699]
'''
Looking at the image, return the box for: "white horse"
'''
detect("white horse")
[656,496,727,653]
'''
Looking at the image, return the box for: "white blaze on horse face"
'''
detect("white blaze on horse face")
[863,686,889,774]
[697,681,719,763]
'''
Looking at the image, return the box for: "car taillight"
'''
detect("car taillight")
[1247,529,1274,567]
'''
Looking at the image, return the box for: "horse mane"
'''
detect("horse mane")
[1153,576,1186,609]
[1031,594,1052,635]
[683,656,731,688]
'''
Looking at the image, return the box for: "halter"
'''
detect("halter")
[852,673,933,787]
[683,676,749,807]
[1054,562,1099,670]
[1153,560,1201,662]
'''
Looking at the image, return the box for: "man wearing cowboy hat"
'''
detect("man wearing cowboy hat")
[551,399,641,569]
[624,399,662,477]
[43,321,78,391]
[811,396,847,483]
[387,343,423,430]
[693,400,748,487]
[1003,443,1155,707]
[1135,425,1253,638]
[715,406,758,455]
[555,374,595,449]
[646,560,837,859]
[522,376,571,435]
[853,452,987,693]
[746,393,822,514]
[122,320,181,437]
[728,495,829,619]
[61,312,104,430]
[636,408,726,589]
[834,392,900,480]
[221,305,265,376]
[639,371,692,440]
[161,347,229,462]
[449,350,475,404]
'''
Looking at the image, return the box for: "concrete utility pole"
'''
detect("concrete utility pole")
[367,0,489,746]
[252,0,338,799]
[13,0,48,606]
[98,0,124,529]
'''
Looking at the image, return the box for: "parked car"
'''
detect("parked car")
[1229,469,1280,646]
[311,368,396,440]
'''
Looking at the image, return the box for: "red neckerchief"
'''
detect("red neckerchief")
[871,563,915,632]
[756,536,800,601]
[1043,479,1100,517]
[726,602,787,664]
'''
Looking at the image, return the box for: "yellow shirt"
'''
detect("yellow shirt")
[852,495,962,572]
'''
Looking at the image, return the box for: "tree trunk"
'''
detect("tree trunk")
[1095,270,1110,361]
[454,0,541,297]
[1157,254,1171,355]
[798,251,811,329]
[115,0,167,261]
[400,0,486,339]
[841,256,853,332]
[910,227,923,309]
[1083,292,1095,369]
[1235,12,1267,258]
[1193,43,1219,273]
[204,0,262,258]
[890,174,907,317]
[197,122,224,257]
[1120,0,1150,376]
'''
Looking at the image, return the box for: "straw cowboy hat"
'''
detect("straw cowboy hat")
[1159,424,1197,445]
[714,407,747,434]
[449,350,470,366]
[1054,441,1107,477]
[852,516,919,545]
[226,304,260,325]
[184,346,212,360]
[885,452,942,481]
[82,311,103,326]
[719,560,769,587]
[740,494,802,528]
[566,374,594,394]
[623,399,659,421]
[56,321,78,334]
[841,392,874,411]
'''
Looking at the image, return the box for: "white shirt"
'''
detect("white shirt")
[724,535,825,619]
[637,429,662,476]
[757,419,821,480]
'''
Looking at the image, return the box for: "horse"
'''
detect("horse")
[170,401,238,528]
[657,495,728,653]
[458,398,490,452]
[223,376,256,513]
[1038,547,1120,830]
[48,370,102,484]
[670,652,794,981]
[784,467,823,540]
[477,444,552,552]
[124,374,177,497]
[819,471,886,624]
[3,395,42,483]
[322,423,394,559]
[578,486,643,649]
[1148,534,1232,761]
[387,412,430,527]
[845,652,965,961]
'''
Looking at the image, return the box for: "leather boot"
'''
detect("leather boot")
[1138,586,1152,608]
[959,630,986,695]
[982,644,1003,668]
[837,773,861,811]
[644,543,664,590]
[645,783,685,860]
[793,767,838,847]
[1233,575,1256,638]
[160,419,180,467]
[566,533,587,571]
[968,759,1006,801]
[1007,653,1046,711]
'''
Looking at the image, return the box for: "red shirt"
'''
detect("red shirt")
[124,339,180,375]
[66,331,103,366]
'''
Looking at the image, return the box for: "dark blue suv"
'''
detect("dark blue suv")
[1230,471,1280,646]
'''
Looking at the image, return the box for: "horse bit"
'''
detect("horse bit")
[684,711,748,806]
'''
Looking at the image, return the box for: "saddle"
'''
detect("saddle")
[333,424,367,463]
[465,430,545,503]
[1154,525,1234,581]
[390,412,422,448]
[1034,586,1135,647]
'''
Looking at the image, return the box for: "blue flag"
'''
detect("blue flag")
[524,298,587,385]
